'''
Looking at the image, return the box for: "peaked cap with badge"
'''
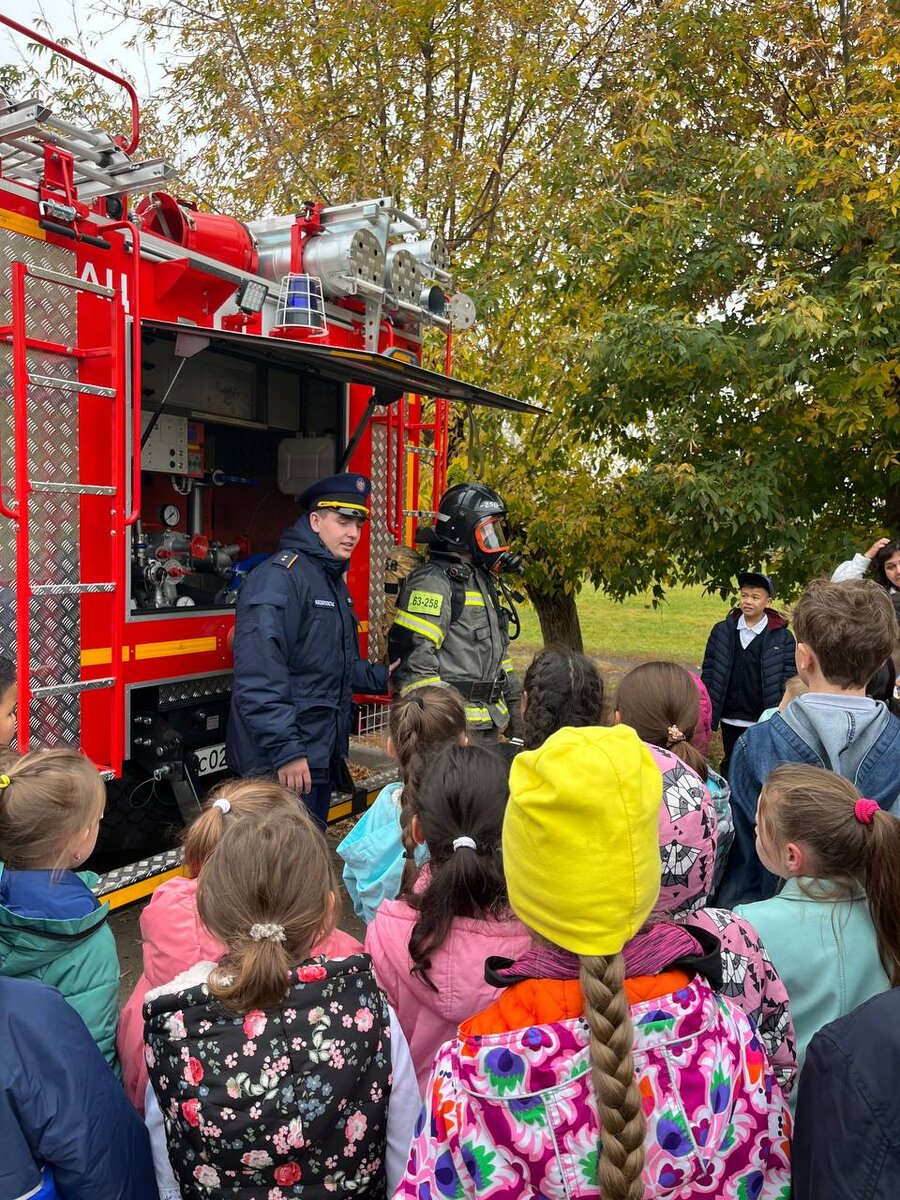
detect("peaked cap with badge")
[298,473,371,520]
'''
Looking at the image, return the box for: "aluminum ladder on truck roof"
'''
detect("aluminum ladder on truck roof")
[0,94,174,201]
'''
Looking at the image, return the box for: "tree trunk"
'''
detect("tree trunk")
[886,477,900,532]
[528,587,583,652]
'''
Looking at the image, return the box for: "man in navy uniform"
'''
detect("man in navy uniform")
[226,473,389,824]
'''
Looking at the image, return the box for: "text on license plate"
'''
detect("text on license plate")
[195,743,228,776]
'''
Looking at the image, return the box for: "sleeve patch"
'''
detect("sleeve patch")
[407,589,444,616]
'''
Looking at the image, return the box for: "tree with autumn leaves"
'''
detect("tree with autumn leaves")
[10,0,900,644]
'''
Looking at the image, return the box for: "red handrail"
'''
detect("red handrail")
[102,218,143,524]
[0,13,140,155]
[11,263,31,748]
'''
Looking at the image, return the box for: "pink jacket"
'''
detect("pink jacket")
[365,898,532,1091]
[117,873,362,1112]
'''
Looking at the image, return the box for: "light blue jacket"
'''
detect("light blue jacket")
[736,877,890,1106]
[337,782,427,924]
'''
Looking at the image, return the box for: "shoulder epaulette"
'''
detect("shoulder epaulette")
[273,551,300,569]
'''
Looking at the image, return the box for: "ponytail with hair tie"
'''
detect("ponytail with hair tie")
[762,764,900,988]
[854,798,879,825]
[407,743,511,991]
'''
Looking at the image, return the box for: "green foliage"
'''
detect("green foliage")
[569,0,900,597]
[10,0,899,637]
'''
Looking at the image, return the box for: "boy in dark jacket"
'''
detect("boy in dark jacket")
[0,975,157,1199]
[701,571,796,776]
[793,988,900,1200]
[718,578,900,907]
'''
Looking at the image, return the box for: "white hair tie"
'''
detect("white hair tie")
[452,836,477,852]
[212,797,231,814]
[249,923,285,943]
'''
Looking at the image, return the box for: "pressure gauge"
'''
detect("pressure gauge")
[160,503,181,528]
[175,596,196,608]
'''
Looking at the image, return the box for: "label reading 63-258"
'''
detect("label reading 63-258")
[408,590,444,615]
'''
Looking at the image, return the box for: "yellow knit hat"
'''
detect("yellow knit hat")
[503,725,663,956]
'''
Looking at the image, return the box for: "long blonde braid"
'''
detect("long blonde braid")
[579,953,646,1200]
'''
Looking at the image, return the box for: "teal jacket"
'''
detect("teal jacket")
[736,877,890,1105]
[0,864,120,1073]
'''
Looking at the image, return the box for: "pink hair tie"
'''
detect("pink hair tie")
[854,798,880,826]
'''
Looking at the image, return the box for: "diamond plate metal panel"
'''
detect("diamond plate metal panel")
[0,229,82,746]
[157,673,234,708]
[368,422,393,662]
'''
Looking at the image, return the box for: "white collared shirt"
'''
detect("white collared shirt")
[737,611,768,649]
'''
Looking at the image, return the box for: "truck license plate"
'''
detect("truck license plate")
[194,743,228,776]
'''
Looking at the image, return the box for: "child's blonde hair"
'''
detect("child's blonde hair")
[199,806,337,1013]
[183,777,302,877]
[760,763,900,985]
[389,687,467,894]
[0,748,104,870]
[0,746,22,775]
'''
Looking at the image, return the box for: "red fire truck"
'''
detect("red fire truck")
[0,18,536,906]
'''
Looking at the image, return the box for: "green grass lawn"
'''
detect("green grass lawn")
[510,584,727,670]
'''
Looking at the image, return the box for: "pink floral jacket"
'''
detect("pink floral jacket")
[395,978,792,1199]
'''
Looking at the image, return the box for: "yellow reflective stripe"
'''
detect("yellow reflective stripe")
[394,610,445,647]
[400,676,443,694]
[465,704,491,722]
[464,590,486,607]
[496,699,509,715]
[501,658,514,672]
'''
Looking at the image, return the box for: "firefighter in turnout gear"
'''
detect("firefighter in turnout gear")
[389,483,523,737]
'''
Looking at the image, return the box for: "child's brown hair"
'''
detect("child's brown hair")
[390,687,467,894]
[183,777,301,877]
[614,661,708,782]
[759,763,900,985]
[199,806,337,1013]
[792,578,897,688]
[521,648,605,749]
[580,953,647,1200]
[0,748,104,870]
[406,743,511,990]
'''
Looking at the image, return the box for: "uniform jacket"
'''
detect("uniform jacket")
[0,864,120,1072]
[792,988,900,1200]
[736,877,890,1101]
[366,891,532,1090]
[0,975,157,1200]
[118,872,363,1111]
[394,975,792,1198]
[227,517,388,776]
[646,746,796,1093]
[390,555,520,732]
[718,695,900,906]
[700,608,796,729]
[145,953,404,1200]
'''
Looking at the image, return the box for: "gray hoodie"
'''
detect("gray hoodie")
[780,695,898,804]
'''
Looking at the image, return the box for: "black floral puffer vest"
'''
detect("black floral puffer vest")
[144,954,392,1198]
